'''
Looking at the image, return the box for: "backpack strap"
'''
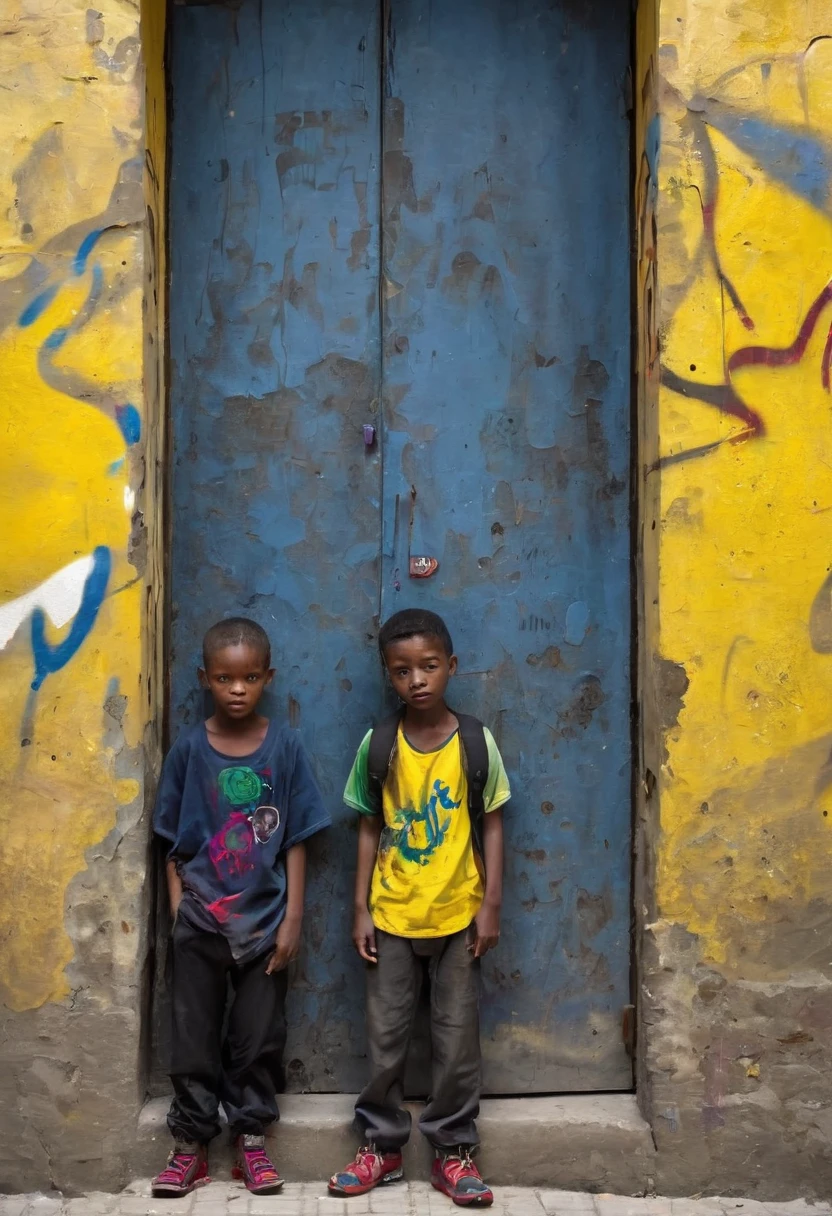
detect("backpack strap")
[366,709,405,816]
[453,712,490,861]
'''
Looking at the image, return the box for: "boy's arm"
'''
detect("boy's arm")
[342,730,381,963]
[166,859,184,920]
[266,842,306,974]
[353,814,383,963]
[264,732,333,975]
[471,807,504,958]
[155,736,189,920]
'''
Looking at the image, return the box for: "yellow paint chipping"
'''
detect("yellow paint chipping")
[648,0,832,965]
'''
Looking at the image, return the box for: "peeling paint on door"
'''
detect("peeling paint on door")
[168,0,632,1093]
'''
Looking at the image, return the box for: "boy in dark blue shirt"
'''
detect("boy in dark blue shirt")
[152,618,330,1198]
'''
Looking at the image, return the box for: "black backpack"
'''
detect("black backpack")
[366,709,490,860]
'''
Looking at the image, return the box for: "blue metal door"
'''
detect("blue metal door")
[168,0,632,1093]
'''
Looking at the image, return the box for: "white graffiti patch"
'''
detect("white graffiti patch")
[0,555,96,650]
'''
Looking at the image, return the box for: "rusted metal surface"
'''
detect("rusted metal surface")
[380,0,632,1093]
[167,0,383,1093]
[168,0,632,1093]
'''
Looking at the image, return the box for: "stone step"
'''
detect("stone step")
[136,1093,655,1194]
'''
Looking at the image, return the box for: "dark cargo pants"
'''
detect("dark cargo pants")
[354,926,481,1151]
[167,913,288,1144]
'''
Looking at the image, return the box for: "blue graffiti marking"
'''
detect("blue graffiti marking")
[18,284,59,328]
[73,229,105,275]
[18,233,138,466]
[115,403,141,445]
[43,326,69,352]
[30,546,111,691]
[706,111,831,209]
[19,230,106,330]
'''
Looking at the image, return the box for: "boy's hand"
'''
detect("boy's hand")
[265,914,302,974]
[470,904,500,958]
[353,908,378,964]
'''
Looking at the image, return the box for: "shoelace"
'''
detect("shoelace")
[442,1152,481,1186]
[348,1146,382,1182]
[157,1151,196,1185]
[243,1146,279,1184]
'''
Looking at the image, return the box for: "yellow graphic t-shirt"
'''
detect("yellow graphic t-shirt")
[344,725,511,938]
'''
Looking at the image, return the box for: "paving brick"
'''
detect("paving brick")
[670,1202,721,1216]
[115,1198,195,1215]
[493,1190,543,1212]
[537,1190,598,1214]
[0,1179,822,1216]
[194,1187,239,1203]
[248,1199,289,1216]
[764,1206,832,1216]
[595,1198,669,1216]
[22,1200,63,1216]
[0,1200,29,1216]
[317,1200,349,1216]
[64,1200,117,1216]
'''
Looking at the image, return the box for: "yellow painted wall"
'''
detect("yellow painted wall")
[647,0,832,970]
[0,0,161,1011]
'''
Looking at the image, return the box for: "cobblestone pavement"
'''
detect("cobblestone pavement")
[0,1182,828,1216]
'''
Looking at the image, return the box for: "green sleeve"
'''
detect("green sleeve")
[343,730,377,816]
[483,728,511,812]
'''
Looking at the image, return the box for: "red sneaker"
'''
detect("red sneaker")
[431,1149,493,1207]
[151,1142,210,1197]
[328,1144,404,1195]
[232,1133,284,1194]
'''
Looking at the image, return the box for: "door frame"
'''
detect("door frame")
[146,0,647,1102]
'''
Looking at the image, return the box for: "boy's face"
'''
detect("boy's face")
[199,643,274,722]
[383,633,457,712]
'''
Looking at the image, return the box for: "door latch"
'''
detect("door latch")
[409,556,438,579]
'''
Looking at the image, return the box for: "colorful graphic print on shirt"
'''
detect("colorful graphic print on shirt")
[208,764,281,880]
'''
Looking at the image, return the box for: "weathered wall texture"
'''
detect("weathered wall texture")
[0,0,163,1193]
[637,0,832,1199]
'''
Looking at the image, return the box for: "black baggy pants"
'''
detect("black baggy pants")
[167,914,287,1144]
[354,927,481,1151]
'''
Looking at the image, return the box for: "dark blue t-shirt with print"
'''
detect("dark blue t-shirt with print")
[154,721,330,962]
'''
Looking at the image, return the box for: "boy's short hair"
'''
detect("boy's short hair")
[202,617,271,668]
[378,609,454,659]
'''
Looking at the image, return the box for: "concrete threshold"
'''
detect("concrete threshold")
[136,1093,655,1195]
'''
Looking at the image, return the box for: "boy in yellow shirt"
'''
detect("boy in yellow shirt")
[329,609,510,1207]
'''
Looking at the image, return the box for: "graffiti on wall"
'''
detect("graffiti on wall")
[649,1,832,967]
[0,0,148,1011]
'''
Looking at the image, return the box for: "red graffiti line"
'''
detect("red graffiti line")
[658,281,832,469]
[728,281,832,383]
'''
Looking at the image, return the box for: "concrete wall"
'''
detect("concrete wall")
[0,0,164,1193]
[636,0,832,1200]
